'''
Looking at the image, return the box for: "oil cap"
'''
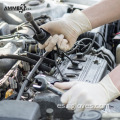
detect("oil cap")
[73,110,102,120]
[28,1,40,6]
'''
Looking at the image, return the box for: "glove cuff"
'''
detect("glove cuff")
[99,75,120,102]
[71,9,92,34]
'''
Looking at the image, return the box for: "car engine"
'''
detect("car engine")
[0,0,120,120]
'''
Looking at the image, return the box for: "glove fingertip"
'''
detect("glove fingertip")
[53,46,57,51]
[61,94,68,104]
[45,47,52,52]
[38,43,45,49]
[66,104,74,110]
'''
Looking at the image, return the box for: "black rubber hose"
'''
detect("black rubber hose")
[0,54,51,72]
[82,35,97,55]
[26,52,55,65]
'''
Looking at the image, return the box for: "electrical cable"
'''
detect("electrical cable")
[56,44,60,55]
[54,53,64,79]
[82,34,97,55]
[96,53,113,71]
[97,32,107,48]
[55,43,78,66]
[56,43,75,65]
[81,43,91,51]
[66,37,100,55]
[62,51,74,63]
[79,38,100,48]
[54,45,70,81]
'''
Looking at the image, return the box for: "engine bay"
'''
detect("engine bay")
[0,0,120,120]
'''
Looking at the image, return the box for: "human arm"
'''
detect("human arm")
[39,0,120,52]
[83,0,120,28]
[109,65,120,91]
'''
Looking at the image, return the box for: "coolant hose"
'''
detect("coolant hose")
[0,54,51,72]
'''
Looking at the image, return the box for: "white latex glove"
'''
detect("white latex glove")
[38,9,92,52]
[38,34,68,51]
[54,75,120,113]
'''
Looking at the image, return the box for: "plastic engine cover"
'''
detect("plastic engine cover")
[0,100,41,120]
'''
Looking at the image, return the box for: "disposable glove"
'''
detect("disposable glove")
[54,75,120,113]
[38,34,69,52]
[38,9,92,52]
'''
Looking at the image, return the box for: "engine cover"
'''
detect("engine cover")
[54,54,108,83]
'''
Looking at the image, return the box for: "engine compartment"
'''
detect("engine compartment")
[0,0,120,120]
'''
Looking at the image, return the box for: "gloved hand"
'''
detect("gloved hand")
[38,9,92,52]
[54,75,120,113]
[38,34,69,52]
